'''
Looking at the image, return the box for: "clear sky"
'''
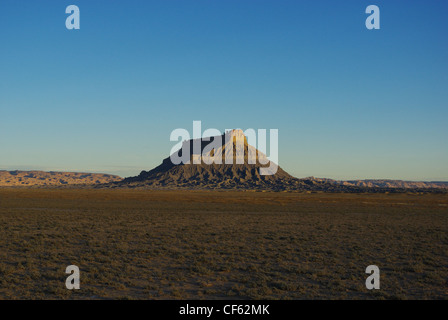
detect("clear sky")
[1,0,447,180]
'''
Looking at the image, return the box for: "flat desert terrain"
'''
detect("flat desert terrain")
[0,189,447,299]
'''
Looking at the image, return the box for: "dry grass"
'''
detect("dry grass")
[0,189,447,299]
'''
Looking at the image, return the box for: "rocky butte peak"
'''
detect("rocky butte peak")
[178,129,270,168]
[225,129,246,141]
[117,130,335,190]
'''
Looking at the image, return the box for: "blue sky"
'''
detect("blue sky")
[1,0,447,180]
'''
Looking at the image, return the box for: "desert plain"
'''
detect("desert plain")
[0,188,447,300]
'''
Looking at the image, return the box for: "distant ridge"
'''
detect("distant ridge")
[337,179,448,189]
[306,177,448,190]
[0,170,122,187]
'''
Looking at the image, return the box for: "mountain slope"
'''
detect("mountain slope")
[116,130,357,191]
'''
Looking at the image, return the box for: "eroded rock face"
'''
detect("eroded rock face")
[116,131,345,191]
[172,129,270,166]
[0,170,122,187]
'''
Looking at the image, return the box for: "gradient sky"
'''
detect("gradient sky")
[1,0,447,180]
